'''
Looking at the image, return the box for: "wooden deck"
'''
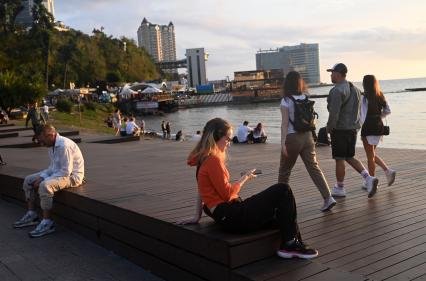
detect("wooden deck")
[0,129,425,281]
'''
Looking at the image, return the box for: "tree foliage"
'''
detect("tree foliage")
[0,71,46,112]
[0,1,160,109]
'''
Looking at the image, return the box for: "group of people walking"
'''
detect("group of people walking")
[180,62,395,260]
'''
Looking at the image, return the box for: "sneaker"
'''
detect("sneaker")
[320,196,337,212]
[29,220,55,238]
[366,176,379,198]
[277,240,318,259]
[331,185,346,197]
[13,211,39,228]
[386,169,396,186]
[361,180,367,190]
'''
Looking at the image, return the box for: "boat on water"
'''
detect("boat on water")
[230,69,284,103]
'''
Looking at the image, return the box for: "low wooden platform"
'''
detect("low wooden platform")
[0,137,82,148]
[0,126,32,133]
[0,138,425,281]
[89,135,140,144]
[21,130,80,138]
[0,132,18,138]
[0,123,14,127]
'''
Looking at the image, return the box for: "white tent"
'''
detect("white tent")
[142,87,162,94]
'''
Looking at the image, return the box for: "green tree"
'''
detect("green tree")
[0,71,46,112]
[0,0,24,33]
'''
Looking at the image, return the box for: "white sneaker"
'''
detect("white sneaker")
[320,196,337,212]
[361,180,367,190]
[29,220,55,238]
[13,211,39,228]
[366,176,379,198]
[331,185,346,197]
[386,169,396,186]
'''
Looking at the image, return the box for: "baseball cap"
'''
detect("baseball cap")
[327,63,348,74]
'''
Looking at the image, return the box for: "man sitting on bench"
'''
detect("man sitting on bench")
[13,125,85,238]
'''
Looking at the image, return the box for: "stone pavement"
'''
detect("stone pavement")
[0,199,164,281]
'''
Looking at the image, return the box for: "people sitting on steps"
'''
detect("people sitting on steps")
[126,117,141,136]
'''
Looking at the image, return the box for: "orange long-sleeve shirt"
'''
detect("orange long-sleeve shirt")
[189,155,241,209]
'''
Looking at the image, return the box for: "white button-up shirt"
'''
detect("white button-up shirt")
[39,134,85,186]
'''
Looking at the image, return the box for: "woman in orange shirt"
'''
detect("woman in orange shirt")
[181,118,318,259]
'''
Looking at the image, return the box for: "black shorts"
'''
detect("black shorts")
[331,130,357,159]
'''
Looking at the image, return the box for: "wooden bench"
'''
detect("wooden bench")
[0,132,19,139]
[0,123,14,127]
[0,137,81,148]
[0,166,370,281]
[0,127,33,133]
[3,144,420,281]
[89,135,140,144]
[59,130,80,137]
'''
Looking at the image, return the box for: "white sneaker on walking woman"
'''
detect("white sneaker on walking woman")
[386,169,396,186]
[320,196,337,212]
[366,176,379,198]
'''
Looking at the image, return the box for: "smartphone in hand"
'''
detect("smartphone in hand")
[241,169,262,176]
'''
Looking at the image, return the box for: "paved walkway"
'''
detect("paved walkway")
[0,199,163,281]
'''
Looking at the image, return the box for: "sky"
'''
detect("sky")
[55,0,426,82]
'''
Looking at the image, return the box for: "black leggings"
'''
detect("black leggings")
[212,183,300,243]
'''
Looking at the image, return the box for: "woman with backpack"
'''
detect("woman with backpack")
[361,75,395,188]
[180,117,318,259]
[278,71,336,212]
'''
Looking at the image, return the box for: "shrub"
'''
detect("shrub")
[99,103,114,113]
[56,99,73,113]
[84,102,97,111]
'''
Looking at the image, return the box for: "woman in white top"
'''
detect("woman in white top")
[360,75,396,187]
[279,71,336,212]
[112,109,122,136]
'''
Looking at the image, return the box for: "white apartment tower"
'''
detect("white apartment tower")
[15,0,55,27]
[137,18,176,63]
[256,43,320,85]
[185,48,208,88]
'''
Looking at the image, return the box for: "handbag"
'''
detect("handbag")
[383,118,390,136]
[383,126,390,136]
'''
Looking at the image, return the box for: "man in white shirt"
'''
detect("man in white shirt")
[126,117,140,136]
[236,121,252,143]
[190,130,202,141]
[13,125,85,238]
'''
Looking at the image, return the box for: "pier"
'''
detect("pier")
[0,129,425,281]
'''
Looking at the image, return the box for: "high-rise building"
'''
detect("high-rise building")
[256,43,320,85]
[137,18,176,63]
[185,48,208,88]
[15,0,55,27]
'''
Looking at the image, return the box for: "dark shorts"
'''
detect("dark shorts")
[331,129,357,159]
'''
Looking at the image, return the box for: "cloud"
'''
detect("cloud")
[54,0,426,80]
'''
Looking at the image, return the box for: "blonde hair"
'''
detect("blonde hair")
[188,118,232,166]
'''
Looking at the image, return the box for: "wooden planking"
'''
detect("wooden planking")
[0,127,32,133]
[89,135,140,144]
[0,138,81,148]
[0,123,14,127]
[1,138,425,281]
[0,132,18,138]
